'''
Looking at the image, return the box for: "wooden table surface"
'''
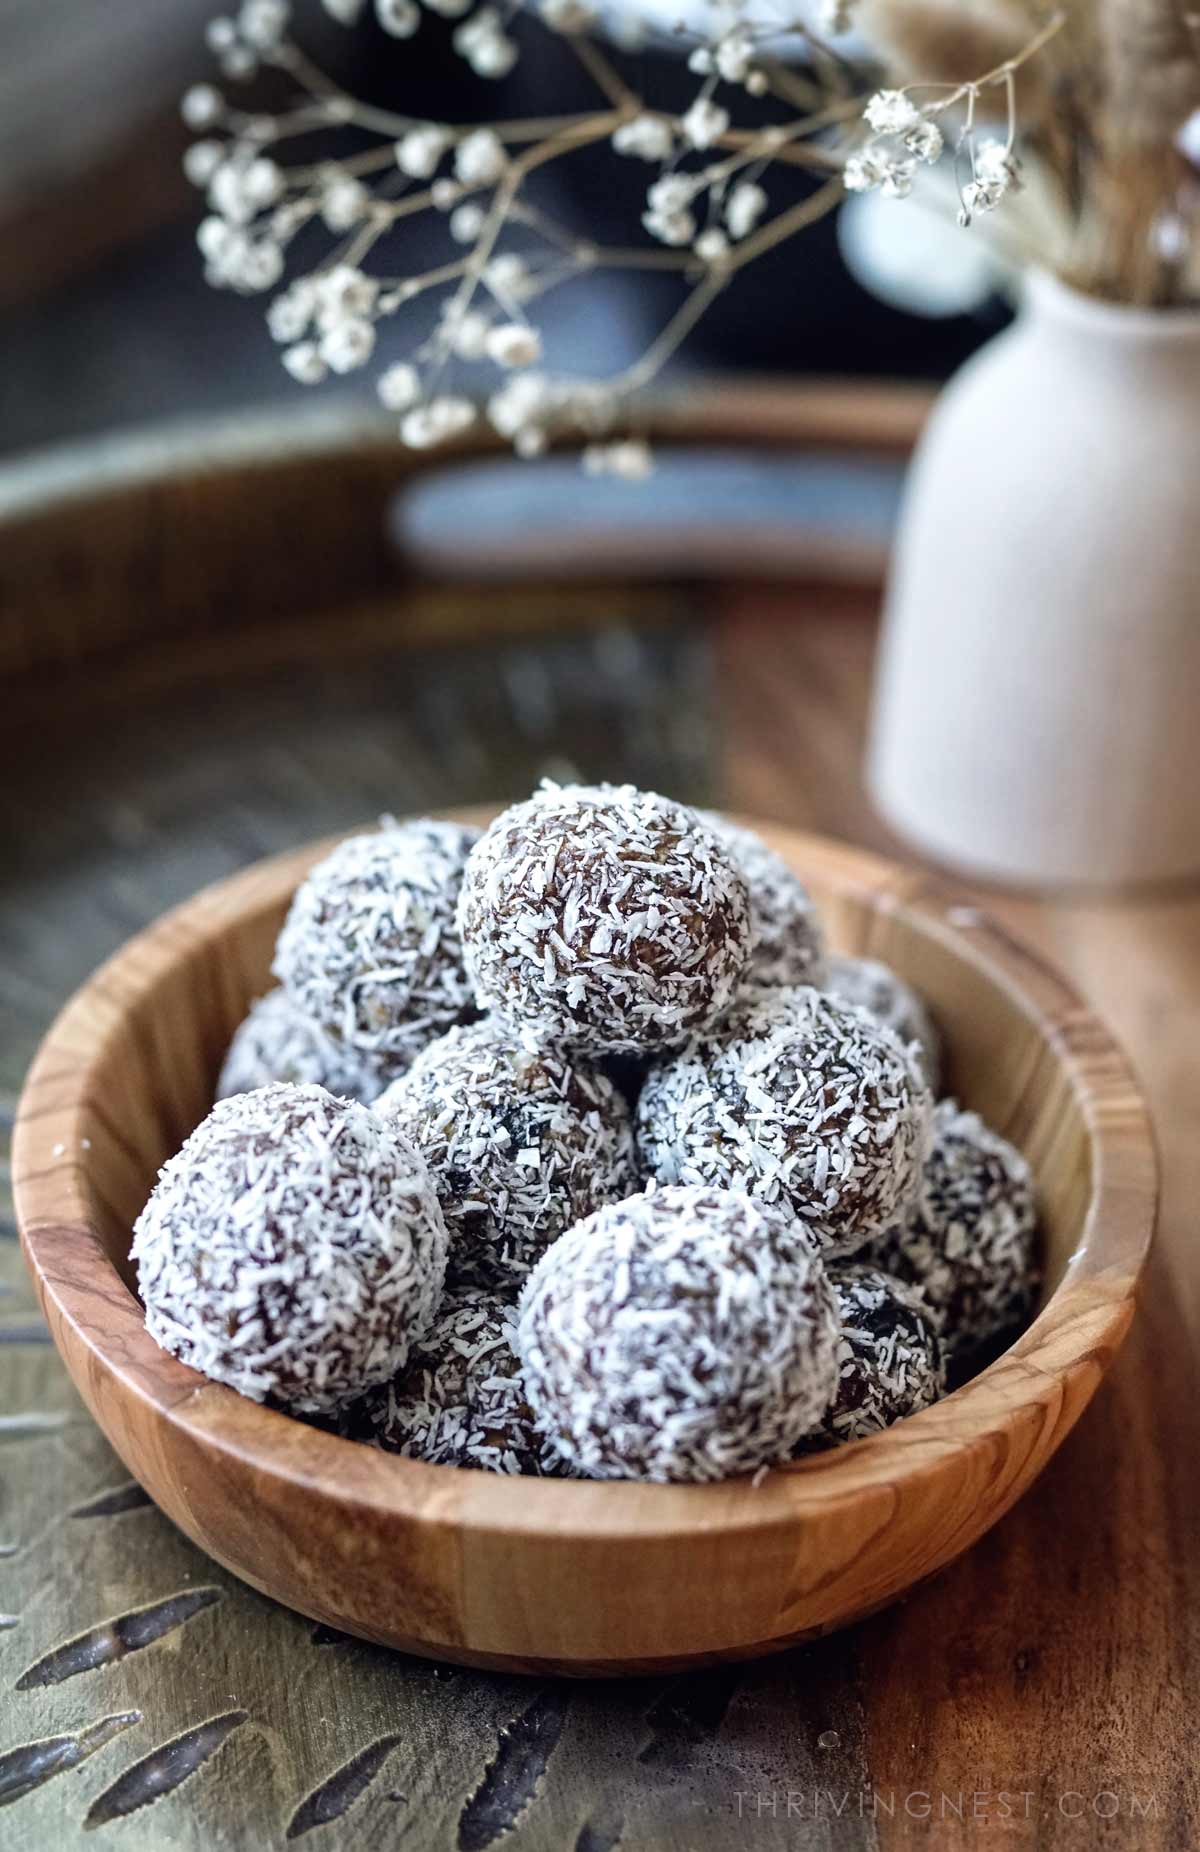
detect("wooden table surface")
[0,392,1195,1849]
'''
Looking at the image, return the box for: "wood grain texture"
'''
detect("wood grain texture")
[0,387,1192,1847]
[14,819,1153,1677]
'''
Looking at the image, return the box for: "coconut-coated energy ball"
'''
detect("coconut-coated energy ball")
[825,954,942,1092]
[457,782,752,1057]
[872,1099,1038,1358]
[516,1185,841,1483]
[375,1020,638,1292]
[131,1084,448,1413]
[803,1264,945,1450]
[273,819,481,1069]
[216,989,397,1106]
[345,1287,551,1475]
[638,987,932,1258]
[702,813,828,994]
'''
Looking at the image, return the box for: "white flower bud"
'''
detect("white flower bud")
[454,129,506,187]
[182,85,223,130]
[321,175,369,231]
[267,284,314,343]
[450,202,486,243]
[612,115,673,163]
[681,98,729,150]
[396,126,451,178]
[319,316,377,373]
[725,181,766,239]
[863,90,922,136]
[282,341,327,384]
[376,0,421,35]
[239,0,290,49]
[486,322,542,368]
[184,141,224,187]
[694,228,729,263]
[400,396,476,448]
[378,363,421,410]
[443,306,491,358]
[321,0,365,20]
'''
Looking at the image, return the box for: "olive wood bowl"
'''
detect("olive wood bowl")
[14,819,1156,1676]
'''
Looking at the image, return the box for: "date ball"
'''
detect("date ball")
[217,989,397,1105]
[803,1264,945,1450]
[273,819,480,1069]
[345,1287,550,1475]
[703,814,828,993]
[516,1185,840,1482]
[457,782,752,1057]
[375,1020,637,1291]
[638,987,932,1258]
[131,1084,447,1413]
[826,954,941,1092]
[872,1100,1038,1358]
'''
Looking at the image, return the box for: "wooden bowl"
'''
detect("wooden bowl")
[14,820,1155,1677]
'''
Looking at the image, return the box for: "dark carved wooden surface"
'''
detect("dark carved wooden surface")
[1,399,1196,1849]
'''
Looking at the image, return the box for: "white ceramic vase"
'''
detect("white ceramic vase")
[868,270,1200,888]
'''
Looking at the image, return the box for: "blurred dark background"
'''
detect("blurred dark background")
[0,0,1007,460]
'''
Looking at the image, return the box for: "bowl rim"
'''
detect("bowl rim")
[14,820,1157,1547]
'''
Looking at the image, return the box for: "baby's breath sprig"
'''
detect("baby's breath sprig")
[184,0,1060,471]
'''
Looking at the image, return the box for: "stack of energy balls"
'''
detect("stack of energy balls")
[132,784,1039,1484]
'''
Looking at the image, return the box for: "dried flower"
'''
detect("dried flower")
[454,128,506,186]
[396,126,451,178]
[486,323,543,367]
[612,115,674,162]
[188,0,1053,471]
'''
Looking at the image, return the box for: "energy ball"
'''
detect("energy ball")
[216,989,396,1106]
[638,987,932,1258]
[803,1264,945,1450]
[375,1020,638,1291]
[826,954,941,1092]
[131,1084,447,1413]
[873,1099,1038,1358]
[516,1185,840,1483]
[457,782,752,1057]
[345,1287,551,1475]
[273,819,481,1069]
[702,813,828,993]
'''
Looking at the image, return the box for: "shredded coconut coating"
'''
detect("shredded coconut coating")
[702,813,828,993]
[457,782,752,1057]
[801,1263,945,1450]
[273,819,481,1067]
[871,1099,1039,1357]
[637,986,932,1258]
[343,1287,553,1475]
[216,989,398,1105]
[375,1019,638,1292]
[825,954,941,1092]
[516,1185,841,1483]
[131,1083,448,1413]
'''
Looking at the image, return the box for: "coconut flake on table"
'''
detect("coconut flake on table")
[375,1018,638,1292]
[457,781,752,1057]
[516,1184,841,1483]
[637,985,932,1258]
[131,1083,447,1413]
[273,817,481,1069]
